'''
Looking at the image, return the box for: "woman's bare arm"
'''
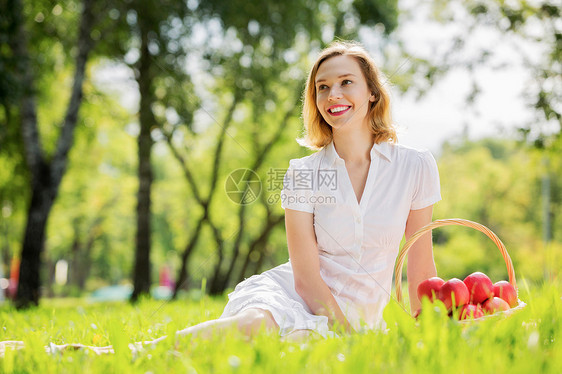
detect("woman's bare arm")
[405,205,437,314]
[285,208,352,332]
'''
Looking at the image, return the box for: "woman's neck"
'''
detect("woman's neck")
[332,127,374,164]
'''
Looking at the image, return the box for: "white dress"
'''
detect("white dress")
[219,141,441,337]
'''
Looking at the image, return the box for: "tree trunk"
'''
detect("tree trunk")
[13,0,95,308]
[69,224,81,289]
[208,225,225,295]
[16,179,53,307]
[78,223,99,290]
[131,18,154,302]
[172,217,205,299]
[130,115,153,301]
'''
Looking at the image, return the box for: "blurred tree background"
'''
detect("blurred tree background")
[0,0,559,308]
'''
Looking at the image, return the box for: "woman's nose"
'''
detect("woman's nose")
[328,85,342,101]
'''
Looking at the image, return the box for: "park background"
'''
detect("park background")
[0,0,560,310]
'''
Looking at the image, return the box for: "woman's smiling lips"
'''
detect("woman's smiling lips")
[327,105,351,116]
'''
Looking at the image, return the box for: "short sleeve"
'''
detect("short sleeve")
[280,158,314,213]
[411,150,441,210]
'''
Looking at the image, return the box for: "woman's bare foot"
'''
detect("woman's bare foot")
[0,341,25,357]
[45,343,113,355]
[0,337,168,357]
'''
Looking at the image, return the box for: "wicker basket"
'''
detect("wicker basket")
[394,218,524,317]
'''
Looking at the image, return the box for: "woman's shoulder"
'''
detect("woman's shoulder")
[386,142,436,163]
[287,147,328,170]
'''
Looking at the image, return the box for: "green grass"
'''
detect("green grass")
[1,279,561,373]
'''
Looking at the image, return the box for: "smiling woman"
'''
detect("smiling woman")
[214,40,441,337]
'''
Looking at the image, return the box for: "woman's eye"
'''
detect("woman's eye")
[342,79,352,85]
[318,84,328,91]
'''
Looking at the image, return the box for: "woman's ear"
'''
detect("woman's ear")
[370,93,377,103]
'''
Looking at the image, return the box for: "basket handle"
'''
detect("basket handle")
[394,218,517,306]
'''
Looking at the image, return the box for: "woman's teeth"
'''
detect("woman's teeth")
[329,106,350,113]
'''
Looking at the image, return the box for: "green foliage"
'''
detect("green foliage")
[2,0,559,304]
[434,137,561,283]
[0,281,561,372]
[427,0,561,143]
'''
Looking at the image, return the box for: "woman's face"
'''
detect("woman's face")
[315,55,374,131]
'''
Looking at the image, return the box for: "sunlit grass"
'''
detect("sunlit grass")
[1,280,560,373]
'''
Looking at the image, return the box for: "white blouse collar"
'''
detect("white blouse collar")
[324,140,392,166]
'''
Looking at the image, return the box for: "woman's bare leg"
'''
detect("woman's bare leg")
[77,308,279,354]
[175,308,278,339]
[102,308,278,355]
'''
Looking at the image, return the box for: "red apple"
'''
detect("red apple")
[493,281,518,307]
[482,297,510,315]
[463,272,494,304]
[438,278,469,311]
[417,277,445,303]
[458,304,484,320]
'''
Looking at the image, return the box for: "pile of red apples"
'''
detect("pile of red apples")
[416,272,519,320]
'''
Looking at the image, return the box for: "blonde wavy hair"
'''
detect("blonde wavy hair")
[298,40,396,150]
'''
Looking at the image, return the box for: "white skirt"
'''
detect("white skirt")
[219,261,333,337]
